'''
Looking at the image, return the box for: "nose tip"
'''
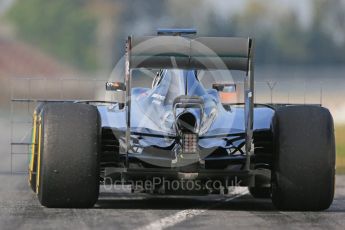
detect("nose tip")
[176,111,197,133]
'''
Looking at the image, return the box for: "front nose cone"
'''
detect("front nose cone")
[176,112,197,133]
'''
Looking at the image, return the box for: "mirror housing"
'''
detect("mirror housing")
[212,83,237,104]
[105,82,126,91]
[212,83,236,93]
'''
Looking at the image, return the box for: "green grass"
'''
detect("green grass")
[336,125,345,174]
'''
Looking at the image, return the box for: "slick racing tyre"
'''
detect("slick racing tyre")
[271,106,335,211]
[36,103,101,208]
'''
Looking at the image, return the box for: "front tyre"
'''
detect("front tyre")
[36,103,101,208]
[29,103,45,193]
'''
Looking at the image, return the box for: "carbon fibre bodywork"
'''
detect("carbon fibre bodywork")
[97,69,274,171]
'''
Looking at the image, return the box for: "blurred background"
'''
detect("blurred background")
[0,0,344,173]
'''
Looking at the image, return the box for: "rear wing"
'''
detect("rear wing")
[129,36,253,72]
[124,35,254,171]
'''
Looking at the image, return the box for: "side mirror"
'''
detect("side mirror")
[212,83,237,104]
[212,83,236,93]
[105,82,126,91]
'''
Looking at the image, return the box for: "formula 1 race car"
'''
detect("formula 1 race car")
[28,29,335,210]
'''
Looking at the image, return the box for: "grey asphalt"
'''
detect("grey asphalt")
[0,174,344,230]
